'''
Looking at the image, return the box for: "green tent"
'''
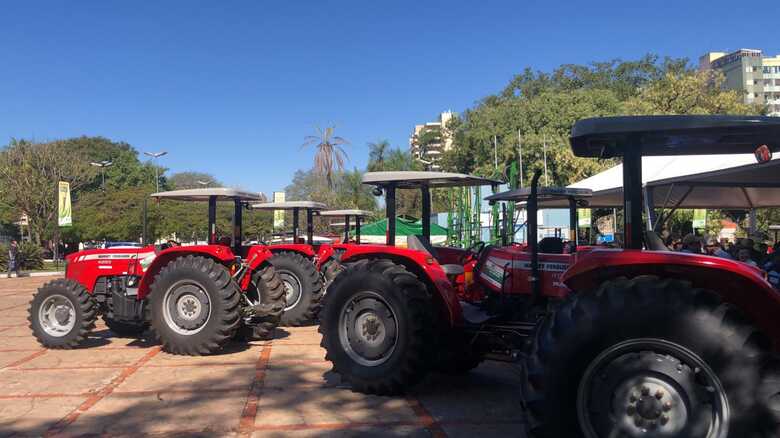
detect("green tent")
[355,216,448,245]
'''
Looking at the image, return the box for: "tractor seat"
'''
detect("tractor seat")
[539,237,565,254]
[407,235,465,276]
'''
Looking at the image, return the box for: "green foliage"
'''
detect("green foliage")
[168,171,221,189]
[367,140,390,172]
[302,126,349,188]
[0,139,97,242]
[0,242,44,270]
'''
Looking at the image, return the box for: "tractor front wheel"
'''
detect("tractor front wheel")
[319,259,434,395]
[149,255,240,355]
[524,276,778,438]
[28,279,97,349]
[236,264,286,341]
[271,251,324,326]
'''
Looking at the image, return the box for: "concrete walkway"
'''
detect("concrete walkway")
[0,277,526,437]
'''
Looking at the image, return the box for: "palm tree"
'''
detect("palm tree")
[302,126,349,188]
[367,140,390,171]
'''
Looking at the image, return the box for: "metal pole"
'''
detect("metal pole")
[292,208,300,243]
[344,215,350,243]
[386,185,396,246]
[622,145,643,249]
[421,186,431,243]
[355,216,361,244]
[518,130,524,188]
[233,199,243,253]
[207,196,217,245]
[543,134,549,186]
[142,197,148,245]
[306,209,314,245]
[493,135,498,170]
[155,167,159,193]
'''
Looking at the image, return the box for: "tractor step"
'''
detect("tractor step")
[460,301,491,324]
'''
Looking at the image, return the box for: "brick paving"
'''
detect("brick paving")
[0,277,526,437]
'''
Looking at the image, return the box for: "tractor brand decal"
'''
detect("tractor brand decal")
[480,257,510,289]
[512,260,569,272]
[76,252,154,262]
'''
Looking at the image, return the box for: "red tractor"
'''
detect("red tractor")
[320,116,780,437]
[249,201,331,325]
[29,188,286,355]
[318,208,372,255]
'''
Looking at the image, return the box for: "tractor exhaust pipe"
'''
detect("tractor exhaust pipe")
[528,170,542,306]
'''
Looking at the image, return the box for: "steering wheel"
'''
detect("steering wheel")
[460,241,486,264]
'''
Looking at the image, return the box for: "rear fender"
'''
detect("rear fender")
[268,244,316,258]
[563,249,780,350]
[241,245,276,290]
[137,246,237,300]
[314,244,335,269]
[340,245,463,327]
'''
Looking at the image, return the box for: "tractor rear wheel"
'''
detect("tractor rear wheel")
[271,251,324,326]
[236,264,286,341]
[524,276,778,438]
[149,255,240,355]
[319,259,434,395]
[28,279,97,349]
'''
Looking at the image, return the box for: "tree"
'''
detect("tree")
[302,126,349,188]
[623,69,765,115]
[168,171,221,189]
[367,140,390,171]
[0,139,96,243]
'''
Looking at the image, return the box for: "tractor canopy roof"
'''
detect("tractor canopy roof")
[319,209,373,217]
[485,187,592,203]
[150,188,264,202]
[250,201,327,210]
[571,115,780,159]
[362,171,501,188]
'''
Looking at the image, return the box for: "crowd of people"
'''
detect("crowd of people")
[672,233,780,289]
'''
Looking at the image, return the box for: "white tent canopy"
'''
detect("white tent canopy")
[550,154,780,209]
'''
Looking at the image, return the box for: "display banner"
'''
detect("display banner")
[578,208,591,227]
[693,209,707,229]
[58,181,72,226]
[273,192,285,230]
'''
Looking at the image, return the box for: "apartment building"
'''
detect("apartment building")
[700,49,780,116]
[409,111,455,170]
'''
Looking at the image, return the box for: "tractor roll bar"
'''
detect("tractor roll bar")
[320,210,372,244]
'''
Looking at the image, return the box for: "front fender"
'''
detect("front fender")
[137,246,237,300]
[340,245,463,326]
[564,248,780,350]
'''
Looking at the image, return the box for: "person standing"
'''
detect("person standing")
[7,240,20,278]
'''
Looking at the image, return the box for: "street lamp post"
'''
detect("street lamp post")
[90,160,114,190]
[144,151,168,192]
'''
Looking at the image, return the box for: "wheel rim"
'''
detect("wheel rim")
[278,270,302,311]
[162,280,212,335]
[577,338,729,438]
[338,291,398,367]
[38,294,76,337]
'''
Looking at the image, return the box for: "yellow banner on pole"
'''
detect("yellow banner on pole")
[273,192,285,230]
[58,181,72,227]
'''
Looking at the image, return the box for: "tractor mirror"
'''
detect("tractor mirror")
[577,199,590,208]
[372,187,383,197]
[755,144,772,164]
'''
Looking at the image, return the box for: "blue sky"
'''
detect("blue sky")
[1,1,778,195]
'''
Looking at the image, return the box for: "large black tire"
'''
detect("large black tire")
[524,276,778,438]
[319,259,434,395]
[28,279,97,349]
[148,255,240,355]
[271,251,324,326]
[102,315,148,337]
[236,264,286,341]
[321,257,343,288]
